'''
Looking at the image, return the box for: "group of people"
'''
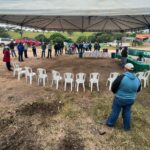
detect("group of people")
[54,42,64,56]
[66,41,101,54]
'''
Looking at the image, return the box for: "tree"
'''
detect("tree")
[87,35,96,43]
[35,34,49,42]
[76,36,87,43]
[49,33,67,43]
[0,27,10,38]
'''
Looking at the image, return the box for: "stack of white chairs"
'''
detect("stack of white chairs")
[106,72,120,90]
[75,73,86,92]
[51,70,62,89]
[64,72,74,91]
[89,72,100,92]
[25,67,36,85]
[37,68,48,86]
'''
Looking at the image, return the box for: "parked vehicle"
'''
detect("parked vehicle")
[0,38,12,46]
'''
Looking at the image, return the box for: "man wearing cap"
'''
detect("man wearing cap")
[106,63,141,131]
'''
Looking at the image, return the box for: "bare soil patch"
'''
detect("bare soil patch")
[16,100,64,116]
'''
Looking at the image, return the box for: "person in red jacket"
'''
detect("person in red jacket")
[3,46,13,71]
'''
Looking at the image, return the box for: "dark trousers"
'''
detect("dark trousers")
[55,49,58,56]
[6,62,12,71]
[47,49,52,58]
[32,49,37,57]
[18,51,23,62]
[41,51,45,58]
[24,50,28,58]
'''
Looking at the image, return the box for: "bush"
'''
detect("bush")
[87,35,96,43]
[35,34,49,42]
[49,33,66,44]
[76,35,87,43]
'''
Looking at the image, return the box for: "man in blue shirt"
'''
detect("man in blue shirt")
[17,42,24,62]
[106,63,141,131]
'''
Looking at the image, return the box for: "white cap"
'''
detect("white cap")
[124,63,134,70]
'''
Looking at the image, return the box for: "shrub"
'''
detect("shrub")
[35,34,49,42]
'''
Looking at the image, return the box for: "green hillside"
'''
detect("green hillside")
[8,31,93,42]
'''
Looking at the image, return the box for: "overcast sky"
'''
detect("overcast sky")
[0,0,150,10]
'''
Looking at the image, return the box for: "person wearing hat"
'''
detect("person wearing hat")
[3,46,13,71]
[105,63,141,131]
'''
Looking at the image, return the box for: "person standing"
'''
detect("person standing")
[23,42,28,58]
[3,46,13,71]
[89,42,92,51]
[41,42,46,58]
[9,40,17,57]
[105,63,141,131]
[94,42,98,50]
[32,44,37,57]
[54,43,58,56]
[17,42,24,62]
[121,46,128,68]
[47,42,52,58]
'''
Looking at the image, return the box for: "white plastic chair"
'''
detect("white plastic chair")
[89,73,100,92]
[64,72,74,91]
[140,71,150,88]
[135,72,145,79]
[12,62,22,77]
[25,67,36,85]
[37,68,48,86]
[75,73,86,92]
[18,67,27,80]
[51,70,62,89]
[106,72,120,90]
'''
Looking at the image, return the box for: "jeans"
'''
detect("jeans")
[121,57,127,67]
[18,51,23,62]
[41,50,45,58]
[106,97,134,130]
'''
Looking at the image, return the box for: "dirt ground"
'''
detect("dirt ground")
[0,48,150,150]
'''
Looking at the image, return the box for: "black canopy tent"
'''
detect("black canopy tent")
[0,0,150,32]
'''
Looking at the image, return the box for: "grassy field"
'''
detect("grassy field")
[8,31,93,42]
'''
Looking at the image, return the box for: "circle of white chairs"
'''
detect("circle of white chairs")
[12,62,131,92]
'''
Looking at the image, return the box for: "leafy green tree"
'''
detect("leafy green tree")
[76,36,87,43]
[0,27,10,38]
[65,38,73,43]
[87,35,96,43]
[35,34,49,42]
[49,33,66,43]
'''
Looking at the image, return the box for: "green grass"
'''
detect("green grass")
[8,31,93,42]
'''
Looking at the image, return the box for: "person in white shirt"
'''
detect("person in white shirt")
[47,42,52,58]
[23,43,28,58]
